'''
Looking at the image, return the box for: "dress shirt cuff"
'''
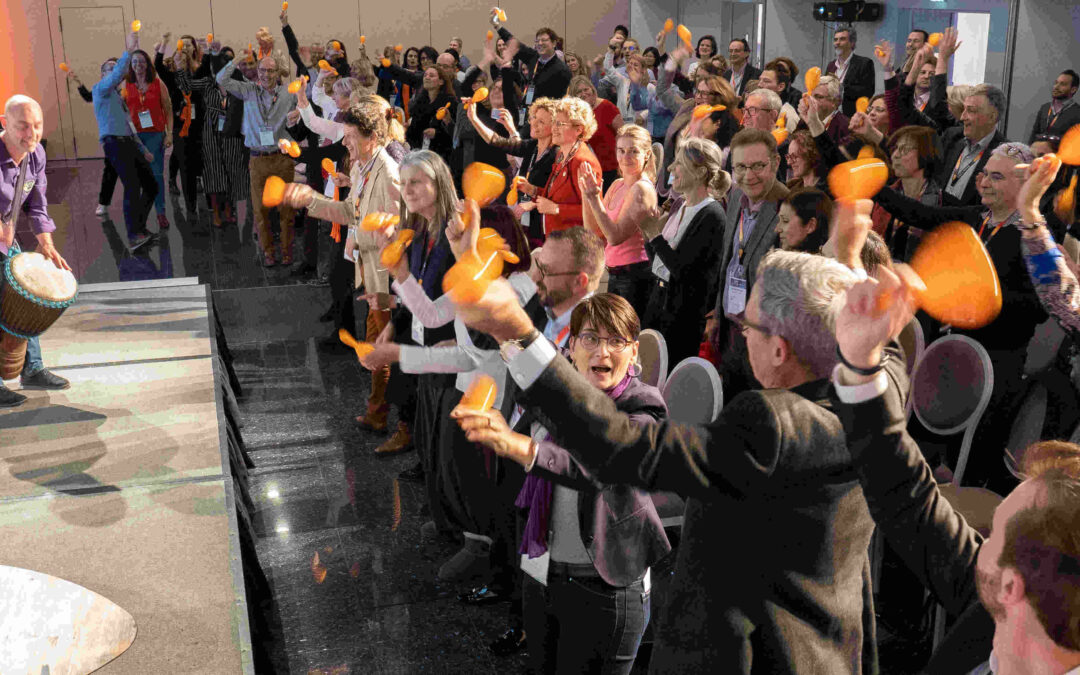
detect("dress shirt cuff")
[507,337,557,391]
[831,365,888,403]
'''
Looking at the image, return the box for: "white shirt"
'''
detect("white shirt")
[834,51,854,83]
[967,651,1080,675]
[652,197,716,281]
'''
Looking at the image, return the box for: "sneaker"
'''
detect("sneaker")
[0,384,27,408]
[20,368,70,390]
[129,232,154,250]
[94,204,108,216]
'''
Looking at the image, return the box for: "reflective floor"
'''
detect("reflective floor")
[40,158,929,674]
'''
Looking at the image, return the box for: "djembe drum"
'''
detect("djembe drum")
[0,252,78,380]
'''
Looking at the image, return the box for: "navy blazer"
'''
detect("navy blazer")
[524,377,672,587]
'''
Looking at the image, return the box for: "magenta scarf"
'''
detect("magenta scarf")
[515,371,635,558]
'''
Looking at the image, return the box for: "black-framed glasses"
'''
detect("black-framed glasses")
[575,331,633,353]
[732,161,771,176]
[735,316,771,337]
[535,260,578,278]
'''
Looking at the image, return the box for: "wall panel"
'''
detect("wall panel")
[565,0,629,64]
[357,0,430,67]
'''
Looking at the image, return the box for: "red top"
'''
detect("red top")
[540,142,602,235]
[123,80,168,133]
[589,99,620,172]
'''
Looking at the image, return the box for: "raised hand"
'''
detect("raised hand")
[577,163,602,199]
[281,183,317,209]
[873,40,892,69]
[1017,154,1062,220]
[449,407,535,467]
[938,27,962,60]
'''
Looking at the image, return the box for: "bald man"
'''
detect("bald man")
[0,95,72,406]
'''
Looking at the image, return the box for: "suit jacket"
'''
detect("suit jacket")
[1028,99,1080,144]
[935,127,1005,207]
[539,142,602,234]
[525,376,672,587]
[711,181,789,326]
[497,28,572,100]
[518,354,878,673]
[831,364,993,675]
[826,53,876,117]
[722,64,762,97]
[644,199,726,362]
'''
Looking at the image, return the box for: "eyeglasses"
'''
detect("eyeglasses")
[732,161,771,176]
[575,331,633,353]
[975,171,1008,183]
[892,144,917,157]
[743,106,773,117]
[695,89,722,99]
[736,316,771,337]
[535,260,578,278]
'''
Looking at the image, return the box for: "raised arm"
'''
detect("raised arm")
[216,57,257,99]
[280,9,308,77]
[580,167,657,245]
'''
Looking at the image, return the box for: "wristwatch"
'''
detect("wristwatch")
[499,328,541,363]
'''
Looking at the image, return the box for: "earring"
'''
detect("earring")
[628,361,642,378]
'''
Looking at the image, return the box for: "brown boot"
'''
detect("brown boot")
[356,402,389,432]
[375,421,413,454]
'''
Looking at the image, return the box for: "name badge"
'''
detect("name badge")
[259,128,275,147]
[411,313,424,345]
[217,116,226,132]
[726,270,747,316]
[521,550,550,587]
[138,110,153,129]
[189,106,196,120]
[524,85,535,105]
[518,107,527,127]
[421,136,432,150]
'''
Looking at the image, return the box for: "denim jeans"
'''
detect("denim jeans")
[137,130,166,214]
[523,570,650,674]
[0,241,44,376]
[101,135,156,239]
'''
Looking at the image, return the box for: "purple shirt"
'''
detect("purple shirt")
[0,140,54,256]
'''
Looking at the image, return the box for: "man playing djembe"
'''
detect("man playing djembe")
[0,95,72,407]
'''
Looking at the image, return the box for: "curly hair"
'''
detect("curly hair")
[559,90,598,142]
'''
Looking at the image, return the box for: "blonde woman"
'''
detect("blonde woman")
[579,124,658,315]
[278,104,403,435]
[567,76,623,187]
[524,96,603,234]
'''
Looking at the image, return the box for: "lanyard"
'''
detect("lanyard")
[556,324,570,346]
[950,145,984,187]
[1047,100,1072,128]
[737,207,753,262]
[543,141,581,196]
[978,214,1006,243]
[257,87,280,124]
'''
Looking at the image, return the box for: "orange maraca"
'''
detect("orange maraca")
[874,46,885,59]
[804,66,821,93]
[1058,124,1080,165]
[677,25,693,51]
[395,44,403,53]
[442,250,504,304]
[58,62,69,72]
[361,212,400,232]
[467,87,490,108]
[478,227,520,264]
[381,58,391,68]
[318,59,337,75]
[692,104,725,120]
[486,30,494,41]
[331,41,341,50]
[380,229,415,267]
[909,221,1002,329]
[1055,174,1077,223]
[663,18,674,33]
[130,20,141,33]
[321,157,337,177]
[771,128,789,145]
[507,176,523,206]
[177,39,185,52]
[928,32,942,47]
[360,35,366,45]
[288,78,305,94]
[338,328,375,360]
[495,8,507,22]
[262,176,286,207]
[282,1,288,10]
[828,157,889,202]
[460,374,497,411]
[435,101,452,120]
[776,112,786,129]
[277,138,301,158]
[855,97,870,114]
[462,162,506,207]
[207,33,214,43]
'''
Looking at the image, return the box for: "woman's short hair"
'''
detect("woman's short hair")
[563,51,583,70]
[333,77,364,98]
[766,56,799,81]
[783,188,833,254]
[815,74,842,101]
[419,46,439,65]
[888,125,940,175]
[559,90,598,141]
[946,84,974,120]
[352,94,406,143]
[788,129,823,177]
[403,47,421,68]
[344,102,388,144]
[529,97,559,121]
[570,293,641,341]
[398,150,458,239]
[696,35,717,57]
[696,74,739,110]
[616,124,657,182]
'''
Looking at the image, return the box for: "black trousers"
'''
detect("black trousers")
[101,135,157,238]
[172,126,202,211]
[605,261,653,320]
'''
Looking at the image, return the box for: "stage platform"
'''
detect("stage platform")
[0,277,258,673]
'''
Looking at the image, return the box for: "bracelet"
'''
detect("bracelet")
[1018,219,1046,232]
[835,345,887,376]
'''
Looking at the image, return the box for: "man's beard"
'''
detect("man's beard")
[539,282,571,310]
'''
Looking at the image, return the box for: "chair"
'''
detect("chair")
[897,317,925,378]
[637,329,669,391]
[652,357,723,531]
[907,335,999,648]
[1004,381,1049,476]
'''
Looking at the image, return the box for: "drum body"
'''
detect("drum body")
[0,253,78,379]
[0,332,26,380]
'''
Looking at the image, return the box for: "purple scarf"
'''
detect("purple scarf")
[515,372,635,558]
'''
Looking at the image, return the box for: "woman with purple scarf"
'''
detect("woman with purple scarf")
[454,293,671,674]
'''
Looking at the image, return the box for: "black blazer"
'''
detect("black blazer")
[517,355,879,673]
[826,53,876,117]
[934,127,1006,207]
[722,64,762,97]
[831,366,993,675]
[1028,99,1080,144]
[643,199,726,363]
[496,27,571,100]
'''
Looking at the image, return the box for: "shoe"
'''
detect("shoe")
[489,627,526,656]
[355,405,389,432]
[263,252,277,267]
[157,213,171,230]
[20,368,71,390]
[397,461,424,482]
[377,422,413,455]
[95,204,108,216]
[438,539,490,581]
[129,232,154,250]
[0,385,27,408]
[459,584,507,605]
[289,263,315,278]
[281,251,294,266]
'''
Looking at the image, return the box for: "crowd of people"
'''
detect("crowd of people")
[7,5,1080,673]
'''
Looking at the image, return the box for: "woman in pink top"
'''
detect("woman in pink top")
[579,124,658,316]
